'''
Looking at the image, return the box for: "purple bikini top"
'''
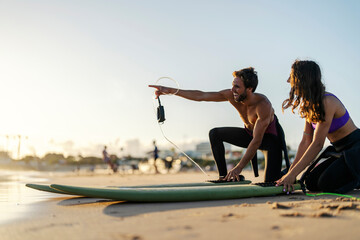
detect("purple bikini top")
[311,93,350,133]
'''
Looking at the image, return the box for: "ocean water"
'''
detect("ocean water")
[0,170,54,225]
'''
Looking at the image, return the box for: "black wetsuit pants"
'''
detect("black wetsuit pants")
[302,130,360,193]
[209,127,283,182]
[304,156,357,193]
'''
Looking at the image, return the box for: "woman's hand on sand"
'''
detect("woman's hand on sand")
[275,172,296,194]
[223,166,242,182]
[148,85,175,98]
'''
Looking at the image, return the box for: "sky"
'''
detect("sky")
[0,0,359,159]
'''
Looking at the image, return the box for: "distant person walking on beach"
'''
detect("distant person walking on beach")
[102,146,117,173]
[149,67,289,182]
[152,140,160,174]
[276,60,360,194]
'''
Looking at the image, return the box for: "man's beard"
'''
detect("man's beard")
[235,91,247,102]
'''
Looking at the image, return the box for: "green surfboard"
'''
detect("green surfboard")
[26,180,252,195]
[107,180,252,188]
[26,183,75,195]
[50,183,302,202]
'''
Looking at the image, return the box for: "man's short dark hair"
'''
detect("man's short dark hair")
[232,67,258,92]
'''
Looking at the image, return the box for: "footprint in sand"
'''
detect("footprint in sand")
[279,212,304,217]
[221,213,245,221]
[270,202,293,209]
[272,199,359,218]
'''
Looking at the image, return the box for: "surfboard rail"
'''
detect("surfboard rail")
[50,183,302,202]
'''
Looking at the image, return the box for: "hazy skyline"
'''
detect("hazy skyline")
[1,1,359,158]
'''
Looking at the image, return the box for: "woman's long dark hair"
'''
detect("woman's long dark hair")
[282,60,326,123]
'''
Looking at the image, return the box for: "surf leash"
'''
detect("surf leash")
[152,77,210,177]
[305,192,360,200]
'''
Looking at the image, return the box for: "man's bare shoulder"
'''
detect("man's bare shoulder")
[219,89,233,100]
[254,93,272,105]
[253,93,273,116]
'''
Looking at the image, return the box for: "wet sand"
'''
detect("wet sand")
[0,170,359,240]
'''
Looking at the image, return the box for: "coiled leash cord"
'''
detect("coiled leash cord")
[152,77,209,177]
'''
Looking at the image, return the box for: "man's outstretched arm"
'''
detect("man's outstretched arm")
[149,85,229,102]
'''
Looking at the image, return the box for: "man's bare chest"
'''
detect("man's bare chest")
[235,105,258,126]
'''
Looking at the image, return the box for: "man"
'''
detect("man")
[152,140,160,174]
[102,146,111,164]
[149,67,289,182]
[102,146,117,173]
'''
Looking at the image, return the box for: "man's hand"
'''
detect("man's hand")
[148,85,176,98]
[224,165,242,181]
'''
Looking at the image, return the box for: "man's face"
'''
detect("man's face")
[232,77,248,102]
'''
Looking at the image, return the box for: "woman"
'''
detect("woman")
[276,60,360,194]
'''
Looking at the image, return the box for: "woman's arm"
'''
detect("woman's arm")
[289,122,313,171]
[277,97,336,192]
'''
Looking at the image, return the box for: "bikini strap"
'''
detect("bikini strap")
[324,93,344,105]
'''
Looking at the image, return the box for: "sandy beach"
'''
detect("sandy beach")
[1,170,360,240]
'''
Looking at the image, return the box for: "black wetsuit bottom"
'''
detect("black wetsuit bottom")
[304,157,356,193]
[209,127,282,182]
[302,129,360,193]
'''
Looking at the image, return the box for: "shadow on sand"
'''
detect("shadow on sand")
[56,193,307,218]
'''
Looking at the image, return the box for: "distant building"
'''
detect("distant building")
[0,151,11,164]
[195,142,231,160]
[195,142,211,156]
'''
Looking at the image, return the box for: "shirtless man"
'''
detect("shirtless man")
[149,67,288,182]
